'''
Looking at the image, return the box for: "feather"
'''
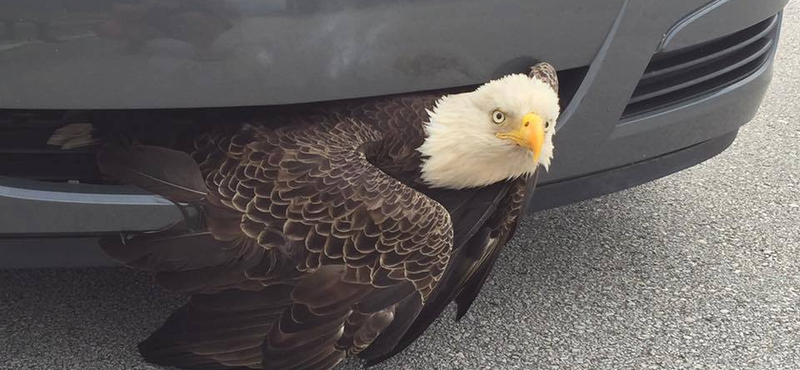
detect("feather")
[47,123,101,149]
[454,174,537,319]
[529,62,560,94]
[364,177,530,364]
[427,180,511,248]
[361,232,487,364]
[358,293,423,364]
[99,231,250,271]
[97,144,208,203]
[453,233,505,321]
[138,304,270,370]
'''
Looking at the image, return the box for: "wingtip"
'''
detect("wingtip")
[96,143,209,203]
[454,305,470,322]
[363,352,398,367]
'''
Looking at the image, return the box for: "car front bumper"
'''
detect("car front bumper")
[0,0,789,267]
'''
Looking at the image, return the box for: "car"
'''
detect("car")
[0,0,790,268]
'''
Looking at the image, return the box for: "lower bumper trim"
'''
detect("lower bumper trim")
[0,177,184,236]
[528,129,738,212]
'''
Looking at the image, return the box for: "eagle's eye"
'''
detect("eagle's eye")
[492,110,506,124]
[545,120,552,129]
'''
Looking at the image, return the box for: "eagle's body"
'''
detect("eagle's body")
[76,64,560,370]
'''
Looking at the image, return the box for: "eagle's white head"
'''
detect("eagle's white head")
[418,66,560,189]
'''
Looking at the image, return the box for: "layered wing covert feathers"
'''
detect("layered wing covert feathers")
[101,114,454,370]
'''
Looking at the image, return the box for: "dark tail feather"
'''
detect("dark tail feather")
[138,305,261,370]
[99,231,248,272]
[455,174,539,319]
[99,228,266,294]
[139,285,297,370]
[358,293,423,365]
[96,143,208,203]
[453,242,505,321]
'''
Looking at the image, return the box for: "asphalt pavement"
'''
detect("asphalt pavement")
[2,4,799,370]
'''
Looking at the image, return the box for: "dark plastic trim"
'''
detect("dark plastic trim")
[645,15,779,80]
[528,129,738,212]
[623,13,780,118]
[630,39,773,104]
[0,177,185,236]
[0,130,740,269]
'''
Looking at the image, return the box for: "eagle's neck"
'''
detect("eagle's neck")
[356,93,440,190]
[364,127,427,190]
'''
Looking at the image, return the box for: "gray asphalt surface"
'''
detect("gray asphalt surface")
[2,4,800,370]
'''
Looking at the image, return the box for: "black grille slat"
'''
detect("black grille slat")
[629,39,773,104]
[0,109,204,182]
[643,16,778,80]
[0,152,99,181]
[0,111,101,182]
[623,14,780,119]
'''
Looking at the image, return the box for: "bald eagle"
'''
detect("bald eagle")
[56,63,559,370]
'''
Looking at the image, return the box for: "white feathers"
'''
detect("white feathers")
[418,73,559,189]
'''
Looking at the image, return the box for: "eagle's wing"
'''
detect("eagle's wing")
[452,173,537,317]
[99,118,453,370]
[530,62,559,94]
[362,174,535,364]
[318,95,537,363]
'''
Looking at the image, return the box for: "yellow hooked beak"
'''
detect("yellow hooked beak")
[496,113,545,163]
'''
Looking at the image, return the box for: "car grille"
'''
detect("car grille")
[0,111,101,182]
[0,65,588,183]
[0,110,197,183]
[623,14,780,118]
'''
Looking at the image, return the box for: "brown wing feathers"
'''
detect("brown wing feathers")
[362,177,529,365]
[96,144,208,203]
[97,110,461,370]
[453,176,531,319]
